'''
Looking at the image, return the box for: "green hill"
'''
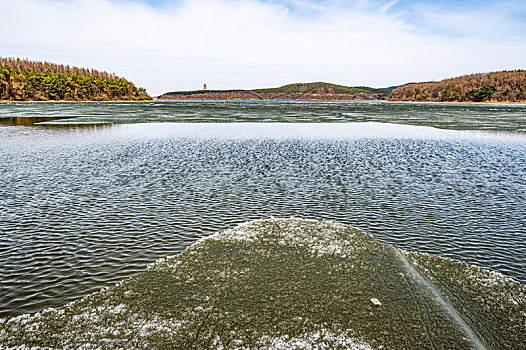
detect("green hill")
[159,82,395,100]
[253,82,388,94]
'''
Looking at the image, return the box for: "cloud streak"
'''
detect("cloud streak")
[1,0,525,95]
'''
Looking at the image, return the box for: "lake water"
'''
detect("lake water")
[1,100,525,318]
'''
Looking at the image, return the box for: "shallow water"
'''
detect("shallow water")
[0,101,525,318]
[1,100,526,130]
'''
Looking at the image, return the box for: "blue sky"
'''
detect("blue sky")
[1,0,525,95]
[140,0,526,33]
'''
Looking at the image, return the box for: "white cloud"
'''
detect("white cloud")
[1,0,525,95]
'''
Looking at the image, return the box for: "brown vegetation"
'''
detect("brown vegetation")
[1,57,151,101]
[390,70,526,102]
[158,82,389,100]
[1,57,124,80]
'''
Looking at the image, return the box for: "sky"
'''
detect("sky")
[1,0,525,95]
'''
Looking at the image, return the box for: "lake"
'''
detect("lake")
[1,100,525,318]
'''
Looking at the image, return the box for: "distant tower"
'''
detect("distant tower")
[203,83,207,90]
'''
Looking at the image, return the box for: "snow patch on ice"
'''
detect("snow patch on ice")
[254,327,373,350]
[204,218,369,259]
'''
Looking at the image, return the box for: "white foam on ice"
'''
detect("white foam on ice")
[253,327,372,350]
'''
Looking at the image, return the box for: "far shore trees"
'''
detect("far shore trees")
[390,70,526,102]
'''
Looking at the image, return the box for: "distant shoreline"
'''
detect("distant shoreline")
[156,98,526,105]
[2,98,526,105]
[0,99,153,103]
[158,71,526,103]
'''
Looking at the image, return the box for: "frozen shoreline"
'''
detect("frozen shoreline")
[1,218,525,349]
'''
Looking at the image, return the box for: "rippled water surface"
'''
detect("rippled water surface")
[0,101,525,318]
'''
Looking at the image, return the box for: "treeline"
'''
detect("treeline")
[0,57,151,101]
[390,70,526,102]
[1,57,126,80]
[253,82,393,96]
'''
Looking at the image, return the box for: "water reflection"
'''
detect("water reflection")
[0,116,117,132]
[0,116,75,126]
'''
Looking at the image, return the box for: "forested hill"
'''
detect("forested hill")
[390,70,526,102]
[159,82,395,100]
[253,82,393,95]
[0,57,151,101]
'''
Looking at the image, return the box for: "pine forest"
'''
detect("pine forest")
[0,57,151,101]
